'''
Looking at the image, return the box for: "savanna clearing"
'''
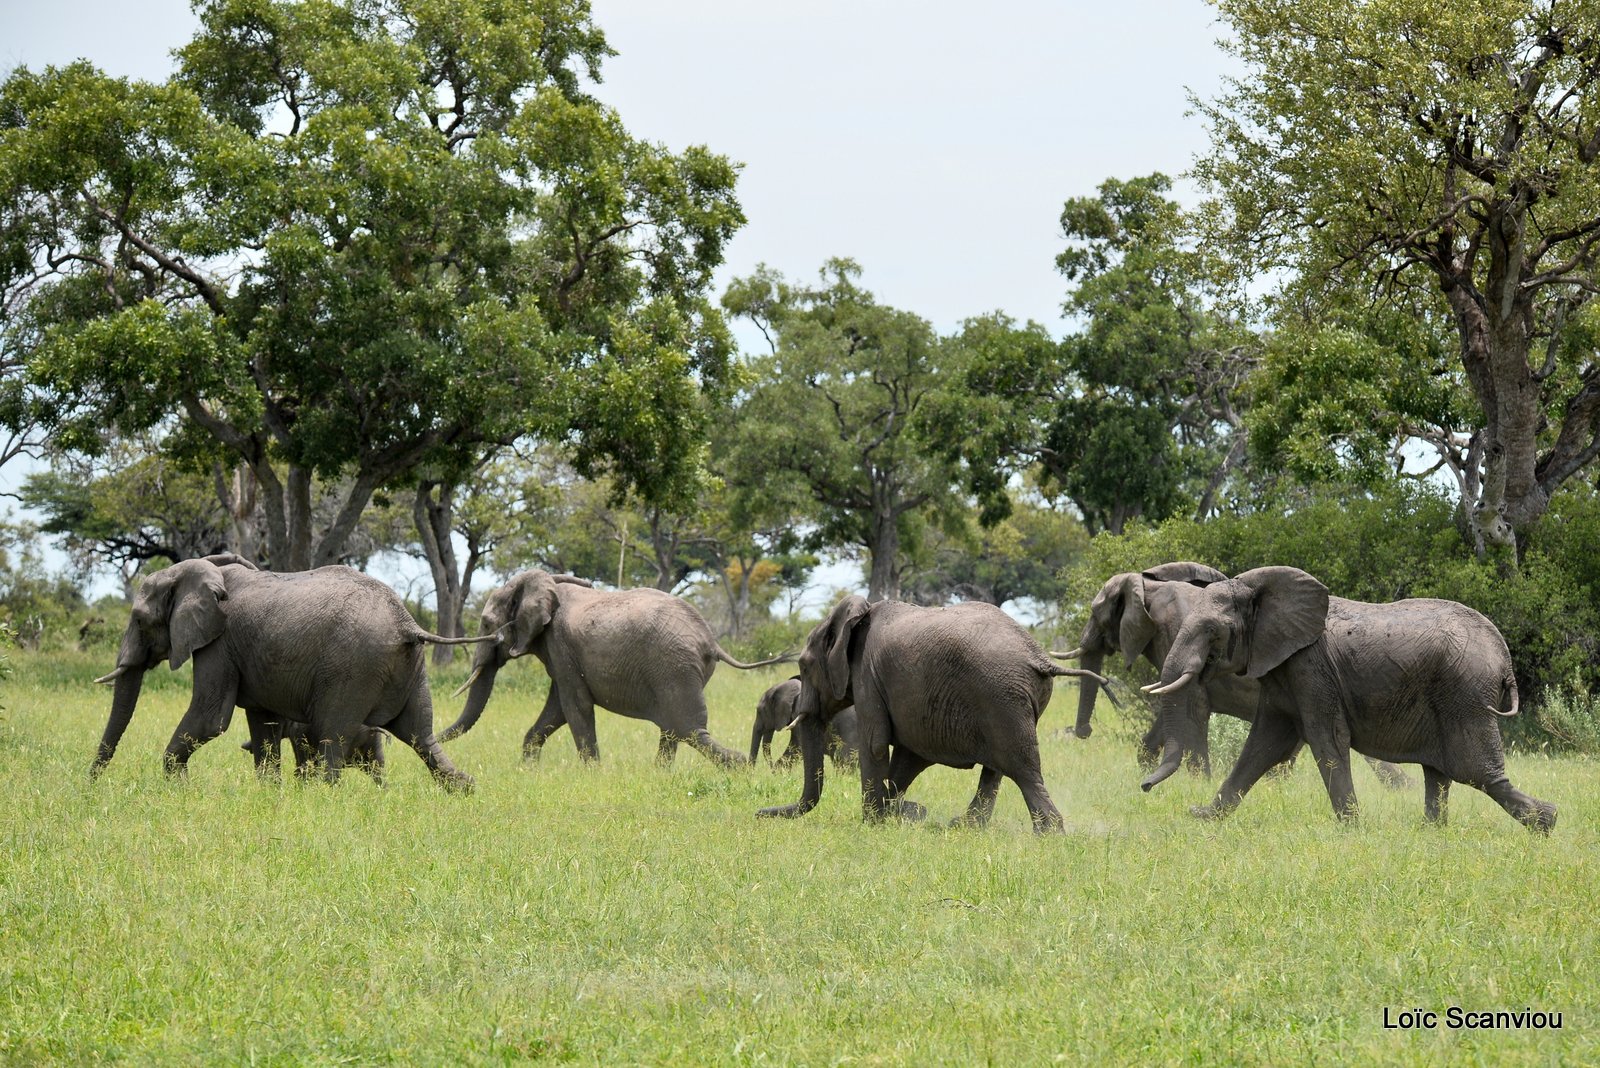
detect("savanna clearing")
[1,651,1594,1066]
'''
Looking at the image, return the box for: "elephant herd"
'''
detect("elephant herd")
[86,555,1556,834]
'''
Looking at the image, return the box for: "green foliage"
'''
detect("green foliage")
[1,652,1595,1063]
[0,515,88,650]
[2,0,743,569]
[1067,481,1600,751]
[900,492,1088,611]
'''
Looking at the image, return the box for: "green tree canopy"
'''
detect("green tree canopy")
[723,259,970,602]
[1,0,742,571]
[1197,0,1600,553]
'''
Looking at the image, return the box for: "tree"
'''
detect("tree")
[724,260,966,602]
[1197,0,1600,553]
[898,492,1087,611]
[1,0,741,571]
[20,436,230,585]
[1049,174,1255,533]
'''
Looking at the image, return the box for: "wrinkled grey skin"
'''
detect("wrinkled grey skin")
[440,569,789,767]
[1068,561,1411,790]
[241,713,387,784]
[756,596,1107,833]
[1145,565,1555,832]
[90,556,479,791]
[750,677,858,769]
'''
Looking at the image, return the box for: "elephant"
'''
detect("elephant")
[240,714,387,784]
[439,569,792,767]
[1140,565,1555,831]
[1062,561,1411,789]
[756,595,1107,832]
[90,556,485,790]
[750,677,858,769]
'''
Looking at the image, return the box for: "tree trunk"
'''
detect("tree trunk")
[867,512,899,602]
[415,480,464,666]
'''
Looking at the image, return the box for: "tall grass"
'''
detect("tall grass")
[1,650,1594,1064]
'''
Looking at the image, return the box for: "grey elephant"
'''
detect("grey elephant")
[91,556,483,789]
[756,596,1107,832]
[241,715,387,784]
[1141,565,1555,831]
[439,569,791,766]
[1063,561,1411,790]
[750,677,858,768]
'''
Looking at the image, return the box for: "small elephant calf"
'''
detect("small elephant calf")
[240,713,387,784]
[751,677,858,769]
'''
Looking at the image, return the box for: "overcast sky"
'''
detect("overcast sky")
[1,0,1236,601]
[2,0,1235,335]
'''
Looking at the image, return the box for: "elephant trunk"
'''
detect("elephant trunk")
[1141,692,1208,792]
[749,719,771,765]
[90,669,146,779]
[437,662,500,742]
[757,687,826,819]
[1141,735,1183,792]
[1073,647,1105,738]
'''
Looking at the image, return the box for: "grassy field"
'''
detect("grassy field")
[1,648,1594,1065]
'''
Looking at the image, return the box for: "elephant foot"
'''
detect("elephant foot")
[757,800,816,819]
[435,770,475,794]
[893,799,927,822]
[1521,802,1557,834]
[1189,804,1225,821]
[1371,761,1413,790]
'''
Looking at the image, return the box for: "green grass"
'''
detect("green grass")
[1,649,1594,1065]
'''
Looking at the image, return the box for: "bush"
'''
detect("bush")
[1064,481,1600,752]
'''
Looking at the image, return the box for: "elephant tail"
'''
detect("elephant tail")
[1044,663,1121,707]
[1488,670,1519,718]
[409,629,499,647]
[715,646,797,670]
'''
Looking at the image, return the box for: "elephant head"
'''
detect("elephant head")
[1140,565,1330,790]
[750,677,804,765]
[1065,562,1227,739]
[437,569,592,742]
[758,595,870,819]
[90,558,230,778]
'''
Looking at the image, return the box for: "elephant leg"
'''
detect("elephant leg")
[288,726,320,779]
[1300,715,1358,821]
[162,670,237,777]
[656,730,681,767]
[1477,773,1556,833]
[1005,742,1065,834]
[1422,764,1450,825]
[350,729,386,786]
[882,747,931,822]
[952,766,1005,828]
[857,735,895,824]
[389,688,474,793]
[685,727,747,768]
[522,685,568,764]
[1192,712,1302,821]
[1367,756,1413,790]
[317,734,346,785]
[775,733,802,770]
[553,682,601,762]
[242,709,283,781]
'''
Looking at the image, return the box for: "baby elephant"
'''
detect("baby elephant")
[751,677,859,769]
[241,714,387,784]
[758,596,1106,832]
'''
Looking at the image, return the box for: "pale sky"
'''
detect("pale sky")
[2,0,1235,334]
[1,0,1236,603]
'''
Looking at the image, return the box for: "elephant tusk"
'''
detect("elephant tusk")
[1050,647,1085,660]
[93,666,127,686]
[779,713,806,732]
[451,666,484,699]
[1143,670,1197,696]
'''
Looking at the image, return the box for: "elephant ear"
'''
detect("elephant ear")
[1093,573,1157,669]
[1234,566,1330,678]
[821,596,871,702]
[1142,560,1227,586]
[168,560,229,670]
[506,571,560,657]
